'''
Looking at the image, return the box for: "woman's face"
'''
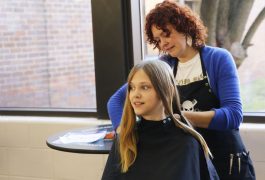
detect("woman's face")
[129,69,165,121]
[151,24,190,60]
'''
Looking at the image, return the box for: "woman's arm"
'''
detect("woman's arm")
[194,47,243,130]
[107,84,128,130]
[209,49,243,130]
[182,110,215,128]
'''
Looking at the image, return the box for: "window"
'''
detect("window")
[238,0,265,112]
[139,0,265,113]
[0,0,96,110]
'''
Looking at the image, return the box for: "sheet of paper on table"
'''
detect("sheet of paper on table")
[53,130,107,144]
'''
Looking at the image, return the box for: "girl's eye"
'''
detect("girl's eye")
[129,85,135,91]
[142,85,149,90]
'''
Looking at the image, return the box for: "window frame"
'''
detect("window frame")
[1,0,264,122]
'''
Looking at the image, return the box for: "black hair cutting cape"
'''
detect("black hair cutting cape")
[102,118,219,180]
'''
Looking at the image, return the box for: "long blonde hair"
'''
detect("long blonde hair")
[119,60,211,172]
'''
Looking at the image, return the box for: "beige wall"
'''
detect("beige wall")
[0,117,108,180]
[0,117,264,180]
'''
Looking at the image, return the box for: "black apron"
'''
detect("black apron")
[174,52,256,180]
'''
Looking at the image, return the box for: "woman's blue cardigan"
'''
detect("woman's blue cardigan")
[107,46,243,131]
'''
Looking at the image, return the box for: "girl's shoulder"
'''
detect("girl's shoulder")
[172,126,201,149]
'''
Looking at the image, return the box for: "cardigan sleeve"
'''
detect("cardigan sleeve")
[206,47,243,130]
[107,84,127,130]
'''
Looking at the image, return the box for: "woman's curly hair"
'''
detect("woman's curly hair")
[145,1,207,51]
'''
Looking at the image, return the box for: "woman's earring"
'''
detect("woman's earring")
[187,37,192,47]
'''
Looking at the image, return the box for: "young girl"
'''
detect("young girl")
[102,60,219,180]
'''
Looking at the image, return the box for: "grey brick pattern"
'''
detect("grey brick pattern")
[0,0,96,109]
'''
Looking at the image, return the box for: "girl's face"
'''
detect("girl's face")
[151,24,193,62]
[129,69,165,121]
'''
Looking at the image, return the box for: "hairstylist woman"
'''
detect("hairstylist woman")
[107,1,255,179]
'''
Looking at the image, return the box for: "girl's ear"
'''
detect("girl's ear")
[116,126,121,134]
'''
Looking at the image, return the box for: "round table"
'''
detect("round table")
[46,124,113,154]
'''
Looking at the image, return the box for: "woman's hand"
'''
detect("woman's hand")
[181,110,215,128]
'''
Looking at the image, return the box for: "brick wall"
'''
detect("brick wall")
[0,0,96,108]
